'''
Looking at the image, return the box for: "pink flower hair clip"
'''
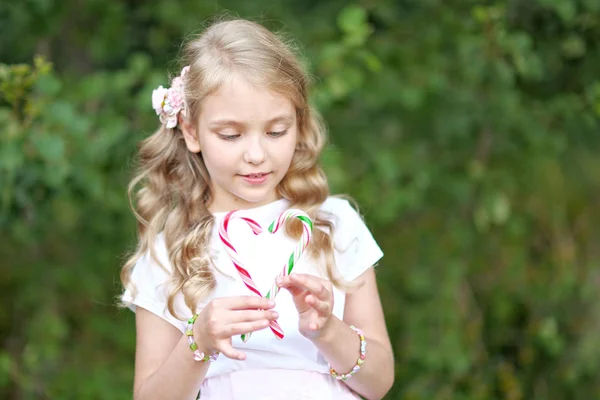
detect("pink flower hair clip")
[151,65,190,129]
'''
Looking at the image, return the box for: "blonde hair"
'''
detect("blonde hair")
[120,18,342,319]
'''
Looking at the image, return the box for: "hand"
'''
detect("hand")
[276,273,334,339]
[194,296,279,360]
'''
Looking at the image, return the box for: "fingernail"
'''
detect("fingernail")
[271,311,279,318]
[276,277,283,285]
[268,300,275,307]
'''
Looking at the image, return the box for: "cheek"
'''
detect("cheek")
[201,140,236,177]
[280,132,298,164]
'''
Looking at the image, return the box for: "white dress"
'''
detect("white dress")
[122,197,384,399]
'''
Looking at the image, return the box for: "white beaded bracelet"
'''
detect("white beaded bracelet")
[186,314,219,362]
[328,325,366,381]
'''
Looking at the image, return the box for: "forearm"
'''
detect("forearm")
[312,316,394,400]
[134,334,210,400]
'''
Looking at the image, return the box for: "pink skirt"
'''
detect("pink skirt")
[200,369,362,400]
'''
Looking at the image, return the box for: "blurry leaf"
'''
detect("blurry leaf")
[35,73,62,96]
[537,317,565,357]
[326,74,349,98]
[398,85,424,110]
[583,0,600,12]
[46,101,76,127]
[127,52,151,76]
[356,49,382,73]
[474,206,490,232]
[491,192,511,224]
[339,65,364,91]
[0,352,10,386]
[43,161,70,188]
[31,133,65,162]
[561,34,587,58]
[318,42,345,73]
[472,5,489,23]
[337,5,368,34]
[0,140,25,171]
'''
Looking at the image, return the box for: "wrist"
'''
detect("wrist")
[187,314,218,362]
[328,325,366,381]
[191,325,211,354]
[311,316,339,345]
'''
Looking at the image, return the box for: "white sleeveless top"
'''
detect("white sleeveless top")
[121,196,383,381]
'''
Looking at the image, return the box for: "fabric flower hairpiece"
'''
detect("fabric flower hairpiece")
[152,65,190,129]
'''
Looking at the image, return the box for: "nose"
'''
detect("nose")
[243,135,266,165]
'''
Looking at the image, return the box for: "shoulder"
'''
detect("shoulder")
[319,196,361,222]
[139,232,171,272]
[318,196,371,246]
[121,232,187,331]
[319,196,384,281]
[124,232,173,294]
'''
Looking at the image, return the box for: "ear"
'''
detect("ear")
[179,115,201,153]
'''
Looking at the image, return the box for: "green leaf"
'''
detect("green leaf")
[35,73,62,96]
[31,133,65,162]
[491,192,511,224]
[0,351,11,386]
[561,34,587,59]
[398,85,424,110]
[337,5,368,34]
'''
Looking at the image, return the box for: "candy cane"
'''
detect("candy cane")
[219,211,284,340]
[263,210,313,301]
[218,209,313,342]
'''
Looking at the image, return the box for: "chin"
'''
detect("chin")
[230,188,277,206]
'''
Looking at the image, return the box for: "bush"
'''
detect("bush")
[1,1,599,398]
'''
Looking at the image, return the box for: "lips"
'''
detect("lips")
[243,172,269,178]
[241,172,271,184]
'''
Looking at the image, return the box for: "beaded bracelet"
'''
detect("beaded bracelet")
[328,325,366,381]
[185,314,219,362]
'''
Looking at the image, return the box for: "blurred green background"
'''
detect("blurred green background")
[2,0,600,399]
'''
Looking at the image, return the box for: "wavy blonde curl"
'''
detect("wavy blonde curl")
[120,18,347,319]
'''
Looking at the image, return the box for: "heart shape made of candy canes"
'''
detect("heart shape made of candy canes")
[218,209,313,342]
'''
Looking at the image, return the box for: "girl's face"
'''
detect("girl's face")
[182,75,298,213]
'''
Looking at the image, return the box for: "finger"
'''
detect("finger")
[215,296,276,311]
[276,280,306,297]
[305,294,330,316]
[227,309,279,324]
[222,319,271,338]
[216,340,246,361]
[279,274,330,300]
[277,286,310,314]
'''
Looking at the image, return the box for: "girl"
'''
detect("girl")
[120,18,394,400]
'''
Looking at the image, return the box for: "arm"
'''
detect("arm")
[277,268,394,400]
[132,308,209,400]
[312,267,394,400]
[132,296,279,400]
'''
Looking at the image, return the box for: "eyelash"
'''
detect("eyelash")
[268,130,287,138]
[218,130,287,141]
[220,134,240,141]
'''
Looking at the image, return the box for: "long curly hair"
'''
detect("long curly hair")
[120,18,343,319]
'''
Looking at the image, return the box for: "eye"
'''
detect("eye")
[218,134,240,141]
[267,130,287,138]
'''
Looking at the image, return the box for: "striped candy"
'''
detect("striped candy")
[218,209,313,342]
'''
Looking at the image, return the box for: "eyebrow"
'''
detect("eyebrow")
[208,115,295,129]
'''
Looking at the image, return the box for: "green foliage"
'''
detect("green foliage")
[1,0,600,399]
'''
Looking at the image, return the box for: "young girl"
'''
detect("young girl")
[120,18,394,400]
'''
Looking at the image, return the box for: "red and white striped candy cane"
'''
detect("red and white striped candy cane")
[219,210,285,341]
[218,209,313,343]
[263,210,313,301]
